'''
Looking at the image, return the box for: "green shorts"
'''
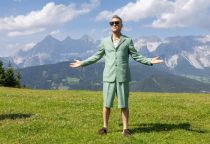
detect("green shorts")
[103,81,129,108]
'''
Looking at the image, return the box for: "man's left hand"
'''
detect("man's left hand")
[151,57,164,64]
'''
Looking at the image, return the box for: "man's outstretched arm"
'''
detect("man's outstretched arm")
[69,41,105,68]
[128,39,163,65]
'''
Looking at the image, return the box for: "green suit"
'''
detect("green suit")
[81,35,153,82]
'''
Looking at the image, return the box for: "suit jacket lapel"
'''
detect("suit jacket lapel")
[109,35,126,50]
[116,35,125,50]
[109,36,115,49]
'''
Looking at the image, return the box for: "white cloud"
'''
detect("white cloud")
[96,0,174,21]
[0,0,99,36]
[5,43,21,56]
[152,0,210,29]
[81,0,100,10]
[8,28,45,37]
[7,43,20,49]
[49,29,60,35]
[96,0,210,30]
[7,42,36,53]
[22,42,36,51]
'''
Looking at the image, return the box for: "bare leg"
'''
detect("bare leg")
[121,108,129,130]
[103,107,111,128]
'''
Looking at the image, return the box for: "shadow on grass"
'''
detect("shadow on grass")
[127,123,207,134]
[0,113,32,121]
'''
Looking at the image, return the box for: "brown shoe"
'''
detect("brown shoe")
[98,127,107,135]
[122,129,131,137]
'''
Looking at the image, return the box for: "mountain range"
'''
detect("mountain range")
[134,35,210,83]
[10,35,99,68]
[1,34,210,91]
[1,35,210,70]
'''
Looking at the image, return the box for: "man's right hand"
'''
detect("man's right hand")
[69,59,81,68]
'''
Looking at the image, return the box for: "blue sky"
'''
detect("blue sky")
[0,0,210,56]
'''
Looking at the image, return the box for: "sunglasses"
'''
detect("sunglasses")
[109,21,120,26]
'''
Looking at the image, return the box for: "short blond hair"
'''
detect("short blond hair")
[111,15,123,24]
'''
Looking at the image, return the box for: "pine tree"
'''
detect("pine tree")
[0,60,5,86]
[4,63,16,87]
[15,70,21,88]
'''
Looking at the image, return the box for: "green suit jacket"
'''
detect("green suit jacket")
[80,35,153,82]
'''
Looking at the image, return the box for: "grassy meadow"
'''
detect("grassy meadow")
[0,87,210,144]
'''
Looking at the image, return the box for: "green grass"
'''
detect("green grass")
[0,87,210,144]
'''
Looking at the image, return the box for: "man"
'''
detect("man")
[70,15,163,137]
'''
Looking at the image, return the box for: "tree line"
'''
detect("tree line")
[0,60,21,88]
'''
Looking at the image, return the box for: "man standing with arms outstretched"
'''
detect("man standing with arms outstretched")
[70,15,163,137]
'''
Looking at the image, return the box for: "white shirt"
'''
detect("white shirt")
[113,39,120,48]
